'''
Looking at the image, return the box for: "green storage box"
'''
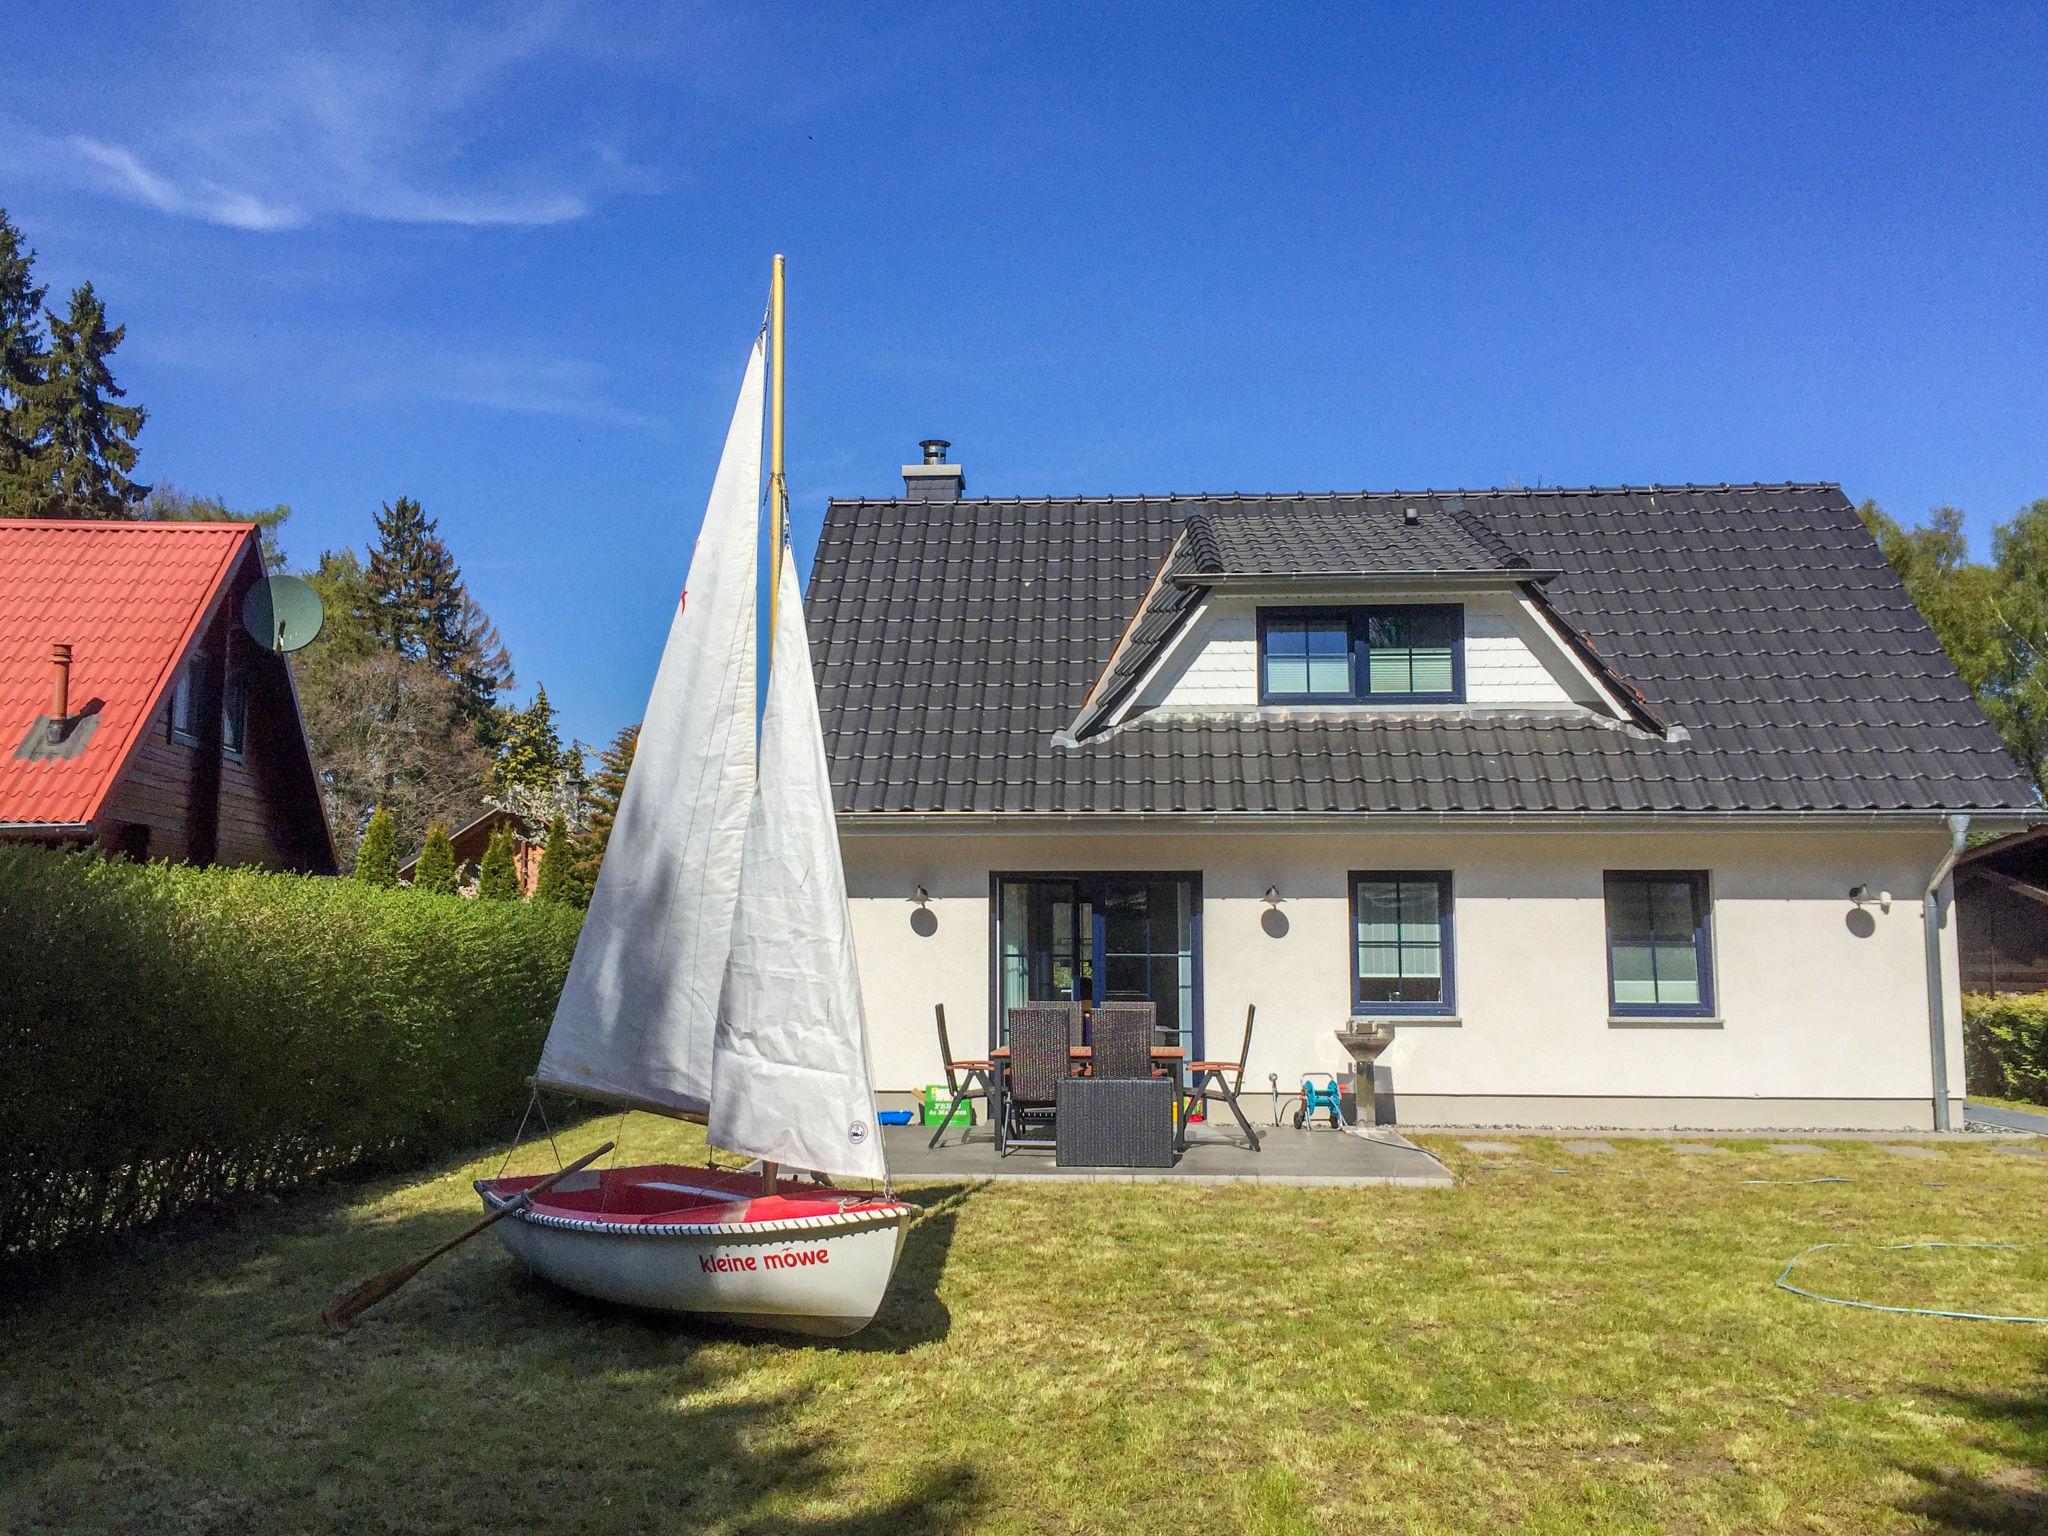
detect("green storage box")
[921,1084,973,1127]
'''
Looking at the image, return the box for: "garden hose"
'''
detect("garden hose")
[1774,1240,2048,1324]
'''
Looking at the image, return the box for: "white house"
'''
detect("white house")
[808,449,2036,1130]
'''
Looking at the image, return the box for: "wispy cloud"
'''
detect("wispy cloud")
[12,1,650,233]
[68,137,308,232]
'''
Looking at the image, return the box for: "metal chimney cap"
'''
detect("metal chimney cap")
[919,439,951,465]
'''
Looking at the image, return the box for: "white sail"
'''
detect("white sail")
[709,546,888,1181]
[533,336,765,1119]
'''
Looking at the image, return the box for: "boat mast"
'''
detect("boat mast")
[760,252,787,1199]
[768,254,788,642]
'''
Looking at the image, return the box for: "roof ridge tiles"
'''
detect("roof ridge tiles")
[824,481,1844,509]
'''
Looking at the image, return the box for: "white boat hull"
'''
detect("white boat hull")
[476,1168,913,1337]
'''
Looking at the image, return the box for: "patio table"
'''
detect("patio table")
[986,1045,1188,1156]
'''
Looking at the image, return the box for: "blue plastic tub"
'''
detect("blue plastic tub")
[877,1110,915,1126]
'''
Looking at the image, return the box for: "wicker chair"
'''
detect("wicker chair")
[1088,1002,1157,1081]
[1003,1003,1076,1151]
[926,1004,992,1149]
[1183,1003,1263,1150]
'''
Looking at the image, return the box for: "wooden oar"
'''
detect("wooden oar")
[322,1141,614,1328]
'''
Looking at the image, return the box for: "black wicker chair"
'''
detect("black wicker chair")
[926,1004,992,1148]
[1183,1003,1263,1150]
[1088,1002,1156,1081]
[1002,1003,1075,1152]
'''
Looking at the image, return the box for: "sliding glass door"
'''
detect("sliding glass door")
[994,873,1200,1054]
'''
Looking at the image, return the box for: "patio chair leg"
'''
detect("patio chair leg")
[1223,1086,1261,1151]
[927,1080,972,1149]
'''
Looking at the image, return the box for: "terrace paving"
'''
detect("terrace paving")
[887,1123,1453,1187]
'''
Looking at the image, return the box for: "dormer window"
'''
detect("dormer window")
[1257,605,1464,705]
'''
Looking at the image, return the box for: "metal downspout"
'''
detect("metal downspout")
[1923,814,1971,1132]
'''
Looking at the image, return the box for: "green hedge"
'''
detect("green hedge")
[0,846,581,1255]
[1962,991,2048,1106]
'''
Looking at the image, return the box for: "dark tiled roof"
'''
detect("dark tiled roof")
[1186,497,1539,577]
[808,485,2037,818]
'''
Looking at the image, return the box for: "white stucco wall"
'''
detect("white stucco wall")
[842,822,1966,1130]
[1131,594,1602,715]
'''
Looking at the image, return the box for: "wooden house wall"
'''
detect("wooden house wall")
[94,547,334,874]
[1956,869,2048,994]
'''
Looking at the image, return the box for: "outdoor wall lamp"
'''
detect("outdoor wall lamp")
[1849,885,1893,913]
[1263,885,1281,906]
[913,885,930,907]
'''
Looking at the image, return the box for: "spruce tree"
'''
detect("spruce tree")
[476,824,521,901]
[19,282,146,518]
[532,813,572,903]
[366,496,456,659]
[354,806,398,887]
[412,822,457,894]
[364,496,513,735]
[570,722,637,897]
[491,684,568,810]
[0,208,51,514]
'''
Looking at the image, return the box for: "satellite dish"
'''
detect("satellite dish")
[241,574,325,654]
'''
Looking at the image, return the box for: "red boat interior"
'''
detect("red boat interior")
[485,1163,899,1227]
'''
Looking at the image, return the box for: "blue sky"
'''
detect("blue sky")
[4,1,2044,750]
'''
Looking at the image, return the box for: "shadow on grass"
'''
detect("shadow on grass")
[1896,1370,2048,1534]
[2,1172,991,1533]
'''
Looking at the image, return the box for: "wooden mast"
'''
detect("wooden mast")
[761,252,787,1199]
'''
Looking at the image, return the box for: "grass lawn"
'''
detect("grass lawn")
[6,1125,2048,1535]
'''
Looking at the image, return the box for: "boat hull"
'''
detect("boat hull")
[477,1165,913,1337]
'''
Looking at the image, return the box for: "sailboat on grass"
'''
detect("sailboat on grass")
[474,260,912,1337]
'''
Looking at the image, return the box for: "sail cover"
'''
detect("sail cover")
[710,546,888,1181]
[534,336,764,1119]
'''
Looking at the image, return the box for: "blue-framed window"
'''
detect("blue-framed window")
[1350,870,1455,1015]
[1258,605,1463,704]
[992,873,1203,1056]
[1604,871,1714,1016]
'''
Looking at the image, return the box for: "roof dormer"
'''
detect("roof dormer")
[1062,498,1661,743]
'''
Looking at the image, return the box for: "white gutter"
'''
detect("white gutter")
[0,821,92,836]
[1922,813,1971,1132]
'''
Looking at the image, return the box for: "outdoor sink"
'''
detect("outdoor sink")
[1333,1026,1397,1126]
[1333,1025,1396,1065]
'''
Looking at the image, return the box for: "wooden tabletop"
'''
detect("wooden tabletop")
[988,1045,1186,1061]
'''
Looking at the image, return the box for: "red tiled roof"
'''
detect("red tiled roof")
[1,519,255,826]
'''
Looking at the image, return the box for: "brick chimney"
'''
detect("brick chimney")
[902,438,963,502]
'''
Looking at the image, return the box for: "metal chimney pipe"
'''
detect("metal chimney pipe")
[50,643,71,722]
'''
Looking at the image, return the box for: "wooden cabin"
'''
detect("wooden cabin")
[396,807,543,896]
[1955,828,2048,994]
[0,519,336,873]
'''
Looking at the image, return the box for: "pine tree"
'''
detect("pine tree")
[354,806,398,887]
[412,822,457,894]
[17,282,146,518]
[569,722,637,898]
[476,824,521,901]
[491,684,569,810]
[532,813,572,903]
[366,496,458,659]
[0,208,51,514]
[364,496,513,734]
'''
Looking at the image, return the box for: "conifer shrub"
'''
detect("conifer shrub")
[412,822,457,895]
[0,845,580,1255]
[476,826,520,901]
[1962,991,2048,1106]
[354,806,398,887]
[532,814,571,904]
